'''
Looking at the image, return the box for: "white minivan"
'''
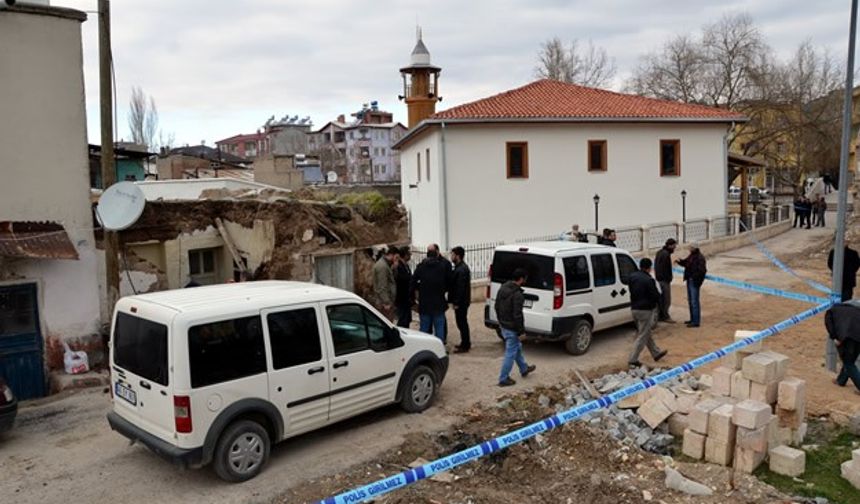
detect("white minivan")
[107,281,448,482]
[485,242,638,355]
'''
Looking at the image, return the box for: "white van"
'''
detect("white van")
[107,281,448,482]
[485,242,638,355]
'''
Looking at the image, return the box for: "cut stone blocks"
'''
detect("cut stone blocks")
[668,413,689,436]
[777,405,805,430]
[736,425,768,452]
[733,399,772,429]
[682,428,706,460]
[676,391,700,415]
[729,350,747,370]
[705,437,734,466]
[735,446,766,474]
[749,381,778,405]
[841,460,860,490]
[712,366,733,397]
[734,330,762,352]
[689,398,722,435]
[791,422,808,446]
[731,371,751,400]
[651,386,679,412]
[742,353,778,384]
[769,445,806,477]
[854,448,860,464]
[758,351,789,380]
[639,395,674,429]
[766,415,783,448]
[708,404,736,443]
[777,377,806,412]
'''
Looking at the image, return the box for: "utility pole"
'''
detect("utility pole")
[99,0,120,314]
[827,0,857,372]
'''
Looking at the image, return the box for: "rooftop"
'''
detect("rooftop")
[134,178,288,201]
[496,241,614,255]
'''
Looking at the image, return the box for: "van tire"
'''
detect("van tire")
[213,420,271,483]
[400,365,437,413]
[564,319,593,355]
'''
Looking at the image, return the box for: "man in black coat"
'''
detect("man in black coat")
[825,302,860,394]
[627,258,668,367]
[410,244,451,342]
[449,246,472,353]
[676,243,707,327]
[828,245,860,302]
[654,238,677,323]
[394,246,413,328]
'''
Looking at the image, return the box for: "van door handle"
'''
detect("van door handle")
[307,366,325,375]
[139,381,151,390]
[333,361,349,369]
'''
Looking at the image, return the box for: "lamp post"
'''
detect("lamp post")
[593,194,600,233]
[681,189,687,243]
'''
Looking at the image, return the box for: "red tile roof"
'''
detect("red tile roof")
[431,79,746,122]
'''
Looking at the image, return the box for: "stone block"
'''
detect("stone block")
[639,396,673,429]
[777,405,805,430]
[742,354,778,384]
[758,350,790,380]
[651,386,678,412]
[734,446,766,474]
[689,399,722,435]
[749,381,779,405]
[842,460,860,490]
[854,448,860,465]
[711,366,733,397]
[736,425,768,452]
[777,377,806,412]
[728,350,748,370]
[731,371,751,400]
[734,330,763,352]
[766,415,782,449]
[668,413,689,437]
[769,445,806,477]
[705,437,734,466]
[708,404,736,443]
[682,428,706,460]
[791,422,808,446]
[676,391,701,415]
[733,399,772,429]
[617,389,649,409]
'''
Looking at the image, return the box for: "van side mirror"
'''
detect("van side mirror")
[384,326,404,349]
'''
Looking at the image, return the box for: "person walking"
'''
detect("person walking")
[495,268,536,386]
[410,244,451,342]
[394,246,414,328]
[825,302,860,395]
[828,245,860,302]
[372,246,398,320]
[676,243,707,328]
[792,196,803,228]
[654,238,677,323]
[627,258,668,368]
[816,196,827,227]
[449,246,472,353]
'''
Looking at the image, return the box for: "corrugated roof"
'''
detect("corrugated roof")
[0,222,79,260]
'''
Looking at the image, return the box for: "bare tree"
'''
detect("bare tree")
[128,86,159,151]
[535,37,617,88]
[626,35,706,103]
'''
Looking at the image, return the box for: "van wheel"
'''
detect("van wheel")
[213,420,271,483]
[564,320,593,355]
[400,365,437,413]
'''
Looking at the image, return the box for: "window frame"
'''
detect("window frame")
[425,147,431,181]
[587,140,607,172]
[590,253,617,287]
[325,303,397,357]
[506,141,529,179]
[266,306,324,371]
[659,139,681,177]
[188,247,219,285]
[417,151,422,182]
[616,254,638,285]
[187,314,267,389]
[562,255,591,292]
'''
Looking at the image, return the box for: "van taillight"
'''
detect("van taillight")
[174,395,192,433]
[553,273,563,310]
[486,265,493,299]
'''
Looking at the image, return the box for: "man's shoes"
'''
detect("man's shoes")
[628,361,643,369]
[659,318,677,324]
[686,323,700,328]
[499,377,516,387]
[522,364,537,377]
[454,346,470,354]
[684,320,692,324]
[654,349,668,362]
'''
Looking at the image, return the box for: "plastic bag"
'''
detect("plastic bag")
[62,342,90,375]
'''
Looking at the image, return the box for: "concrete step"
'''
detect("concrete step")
[49,370,110,394]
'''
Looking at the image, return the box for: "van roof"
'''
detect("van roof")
[495,241,618,256]
[120,281,355,313]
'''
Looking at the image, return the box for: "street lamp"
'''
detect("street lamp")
[681,190,687,242]
[593,194,600,233]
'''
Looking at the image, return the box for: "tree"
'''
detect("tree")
[535,37,617,88]
[627,34,706,103]
[128,86,159,151]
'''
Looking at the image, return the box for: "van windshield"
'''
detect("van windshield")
[491,251,554,290]
[113,312,169,386]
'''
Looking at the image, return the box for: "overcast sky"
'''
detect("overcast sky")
[54,0,855,147]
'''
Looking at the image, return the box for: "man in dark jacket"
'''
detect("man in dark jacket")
[394,247,413,328]
[449,246,472,353]
[825,302,860,393]
[793,196,803,228]
[676,243,707,327]
[828,246,860,302]
[598,228,617,247]
[627,258,668,367]
[495,268,536,386]
[410,244,451,342]
[654,238,677,323]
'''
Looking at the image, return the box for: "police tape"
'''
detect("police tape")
[317,301,833,504]
[670,267,830,305]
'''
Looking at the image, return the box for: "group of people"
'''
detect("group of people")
[792,195,827,229]
[561,224,617,247]
[371,244,473,353]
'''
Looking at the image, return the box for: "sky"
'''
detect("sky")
[53,0,856,148]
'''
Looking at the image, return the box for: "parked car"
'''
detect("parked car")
[106,281,448,482]
[0,377,17,434]
[484,242,638,355]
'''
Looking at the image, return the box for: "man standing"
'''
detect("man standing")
[828,245,860,301]
[567,224,588,243]
[802,197,813,229]
[449,246,472,353]
[372,246,398,320]
[816,196,827,227]
[410,244,451,342]
[495,268,536,386]
[676,243,707,328]
[627,258,668,368]
[394,246,413,328]
[825,302,860,395]
[654,238,677,323]
[598,229,617,247]
[793,196,803,228]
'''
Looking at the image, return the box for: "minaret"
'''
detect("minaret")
[399,27,442,128]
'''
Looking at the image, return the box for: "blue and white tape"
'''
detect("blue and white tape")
[671,267,830,305]
[317,301,833,504]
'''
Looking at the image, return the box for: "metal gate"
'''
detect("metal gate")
[0,283,46,400]
[314,253,354,292]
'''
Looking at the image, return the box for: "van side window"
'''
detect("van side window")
[562,256,590,291]
[327,304,394,355]
[188,316,266,388]
[590,254,617,287]
[616,254,639,285]
[267,308,322,370]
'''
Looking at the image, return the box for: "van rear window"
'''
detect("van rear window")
[188,316,266,388]
[113,312,169,386]
[491,251,554,290]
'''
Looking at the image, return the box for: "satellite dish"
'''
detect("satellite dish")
[326,171,338,183]
[97,181,146,230]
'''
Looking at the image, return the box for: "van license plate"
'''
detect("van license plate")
[523,300,533,309]
[115,383,137,406]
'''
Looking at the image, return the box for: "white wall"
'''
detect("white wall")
[0,7,101,342]
[403,122,729,247]
[400,129,444,247]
